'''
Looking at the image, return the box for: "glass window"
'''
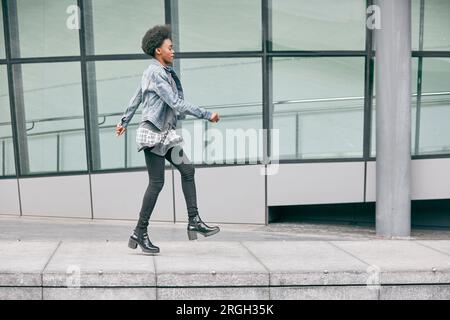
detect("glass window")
[416,58,450,154]
[178,58,262,164]
[19,62,86,174]
[412,0,421,51]
[0,5,5,59]
[92,58,262,168]
[177,0,261,52]
[272,57,365,160]
[370,58,419,157]
[0,66,16,176]
[14,0,80,58]
[272,0,366,51]
[88,0,164,55]
[423,0,450,51]
[89,59,152,170]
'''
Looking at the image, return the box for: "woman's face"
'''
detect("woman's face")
[156,38,174,65]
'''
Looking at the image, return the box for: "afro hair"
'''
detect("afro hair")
[141,24,172,57]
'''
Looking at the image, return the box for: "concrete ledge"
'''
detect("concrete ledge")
[331,240,450,284]
[243,241,370,286]
[0,287,42,300]
[157,287,269,300]
[380,285,450,300]
[155,242,269,287]
[0,241,59,287]
[42,242,156,287]
[270,286,379,300]
[1,240,449,300]
[416,240,450,255]
[43,287,156,300]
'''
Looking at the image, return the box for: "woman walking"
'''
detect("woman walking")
[115,25,220,254]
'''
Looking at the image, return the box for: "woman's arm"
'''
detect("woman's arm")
[119,84,143,128]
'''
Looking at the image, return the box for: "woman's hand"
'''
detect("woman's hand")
[209,112,220,123]
[115,123,126,136]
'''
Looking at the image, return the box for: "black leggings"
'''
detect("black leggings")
[135,145,198,232]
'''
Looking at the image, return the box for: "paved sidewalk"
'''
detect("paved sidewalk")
[2,215,450,242]
[0,216,450,300]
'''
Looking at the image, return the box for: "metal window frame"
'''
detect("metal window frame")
[1,0,450,181]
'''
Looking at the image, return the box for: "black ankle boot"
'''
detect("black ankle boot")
[187,214,220,240]
[128,229,160,253]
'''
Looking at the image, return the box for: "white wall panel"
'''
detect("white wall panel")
[268,162,365,205]
[19,175,91,218]
[91,169,174,222]
[174,165,265,224]
[366,159,450,201]
[0,178,20,215]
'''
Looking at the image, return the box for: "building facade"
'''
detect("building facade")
[0,0,449,227]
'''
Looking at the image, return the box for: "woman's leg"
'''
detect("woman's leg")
[165,145,219,240]
[135,147,166,233]
[165,145,198,219]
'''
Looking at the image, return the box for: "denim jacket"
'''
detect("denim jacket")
[119,58,212,131]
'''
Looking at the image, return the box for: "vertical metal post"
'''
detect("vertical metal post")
[78,0,95,219]
[2,140,5,175]
[166,0,180,75]
[375,0,412,237]
[262,0,273,226]
[3,0,24,215]
[295,112,299,158]
[363,0,375,203]
[124,132,128,168]
[56,134,60,172]
[79,0,101,171]
[166,0,180,223]
[414,0,425,155]
[3,0,30,175]
[262,0,273,164]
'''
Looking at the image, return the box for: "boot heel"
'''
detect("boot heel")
[187,230,198,240]
[128,238,138,249]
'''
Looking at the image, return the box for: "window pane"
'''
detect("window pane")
[412,0,421,51]
[272,0,366,50]
[89,59,152,170]
[178,58,262,164]
[273,57,365,159]
[370,58,419,157]
[20,62,86,173]
[417,58,450,154]
[0,66,16,176]
[0,5,5,59]
[423,0,450,51]
[88,0,164,55]
[15,0,80,58]
[178,0,261,52]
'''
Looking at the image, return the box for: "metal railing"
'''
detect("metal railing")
[0,91,449,174]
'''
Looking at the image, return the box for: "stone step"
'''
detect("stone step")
[0,240,449,300]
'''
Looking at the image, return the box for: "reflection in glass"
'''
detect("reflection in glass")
[20,62,86,173]
[178,58,262,164]
[88,0,164,55]
[0,66,15,176]
[90,59,152,170]
[273,57,365,159]
[272,0,366,50]
[416,58,450,154]
[15,0,80,57]
[177,0,261,52]
[370,58,419,157]
[412,0,421,51]
[423,0,450,51]
[0,5,5,59]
